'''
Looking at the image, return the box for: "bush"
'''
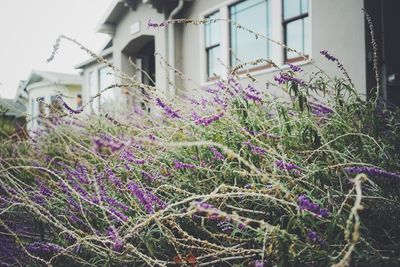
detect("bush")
[1,27,400,267]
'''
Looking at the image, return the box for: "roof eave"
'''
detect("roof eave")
[74,47,113,69]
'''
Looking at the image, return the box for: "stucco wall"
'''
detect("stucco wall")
[178,0,366,97]
[80,53,113,114]
[27,83,81,131]
[112,3,168,96]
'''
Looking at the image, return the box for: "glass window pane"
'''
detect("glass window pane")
[303,17,310,56]
[286,19,303,59]
[208,46,222,77]
[232,0,266,14]
[205,11,220,47]
[99,67,115,105]
[284,0,301,20]
[301,0,308,14]
[50,95,62,111]
[89,71,97,97]
[89,71,99,113]
[230,0,269,65]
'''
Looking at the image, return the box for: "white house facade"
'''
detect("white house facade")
[19,70,83,132]
[76,0,400,113]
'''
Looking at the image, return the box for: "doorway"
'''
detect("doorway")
[364,0,400,106]
[122,35,156,112]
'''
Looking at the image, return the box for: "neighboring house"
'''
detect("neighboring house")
[0,98,26,138]
[19,70,83,132]
[76,0,400,112]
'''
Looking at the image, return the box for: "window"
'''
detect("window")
[99,67,115,106]
[205,11,222,79]
[230,0,270,66]
[50,95,62,111]
[283,0,309,61]
[77,94,83,109]
[89,71,99,113]
[37,97,45,125]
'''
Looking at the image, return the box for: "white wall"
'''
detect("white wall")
[178,0,366,97]
[112,3,168,96]
[27,82,81,132]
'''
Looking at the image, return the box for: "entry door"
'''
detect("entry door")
[365,0,400,106]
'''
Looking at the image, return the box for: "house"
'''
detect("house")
[76,0,400,113]
[18,70,83,132]
[0,97,26,138]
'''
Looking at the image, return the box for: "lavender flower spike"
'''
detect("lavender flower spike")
[288,63,303,73]
[298,195,330,218]
[275,160,301,172]
[344,166,400,181]
[58,96,83,114]
[209,146,224,161]
[320,50,337,61]
[156,98,181,119]
[192,112,224,126]
[173,160,196,169]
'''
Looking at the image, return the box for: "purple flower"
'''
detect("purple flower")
[58,96,83,114]
[320,50,337,61]
[106,227,124,252]
[127,181,154,213]
[244,183,252,189]
[274,73,305,85]
[344,166,400,181]
[141,170,156,182]
[243,84,263,103]
[156,98,181,119]
[275,160,301,173]
[307,230,325,245]
[289,63,303,73]
[36,178,53,197]
[173,160,196,170]
[298,195,330,218]
[209,146,224,161]
[309,101,334,118]
[92,135,124,153]
[253,260,267,267]
[26,242,62,255]
[127,181,166,213]
[147,19,170,28]
[106,167,123,189]
[102,196,130,212]
[120,149,146,164]
[243,141,267,156]
[192,112,224,126]
[109,208,129,222]
[217,221,233,233]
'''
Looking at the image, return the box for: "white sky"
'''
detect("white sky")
[0,0,112,99]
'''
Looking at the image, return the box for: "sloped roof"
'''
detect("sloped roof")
[97,0,191,34]
[22,70,82,91]
[75,43,113,69]
[0,98,26,118]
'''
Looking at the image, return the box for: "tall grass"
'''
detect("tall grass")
[0,18,400,267]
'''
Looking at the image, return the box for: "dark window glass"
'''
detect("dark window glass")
[205,11,221,78]
[230,0,270,66]
[283,0,309,61]
[50,95,62,111]
[37,97,45,125]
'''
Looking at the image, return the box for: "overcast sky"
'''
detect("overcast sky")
[0,0,111,99]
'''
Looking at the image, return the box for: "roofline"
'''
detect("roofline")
[21,70,82,92]
[74,47,113,69]
[95,0,124,35]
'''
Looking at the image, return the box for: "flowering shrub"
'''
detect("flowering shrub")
[1,22,400,267]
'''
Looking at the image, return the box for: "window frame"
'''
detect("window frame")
[228,0,271,68]
[282,0,309,63]
[205,10,222,79]
[200,0,311,84]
